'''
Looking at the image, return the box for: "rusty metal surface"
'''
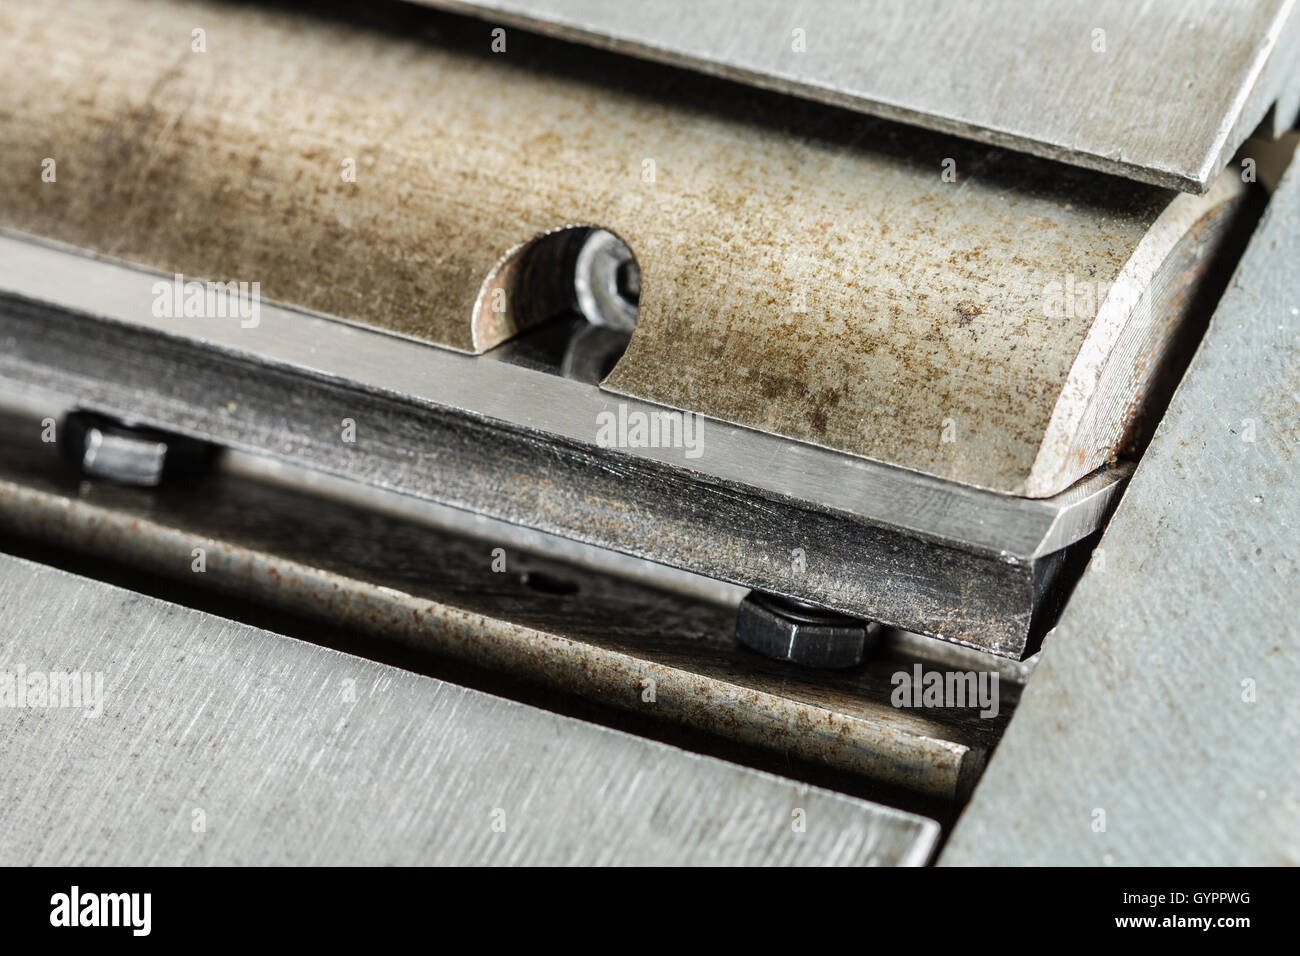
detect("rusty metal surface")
[0,552,941,865]
[0,404,1018,802]
[417,0,1300,194]
[611,170,1245,498]
[0,0,1249,496]
[942,146,1300,866]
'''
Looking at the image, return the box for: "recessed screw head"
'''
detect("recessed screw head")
[573,228,639,334]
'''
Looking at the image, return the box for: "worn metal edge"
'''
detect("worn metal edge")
[1025,171,1247,495]
[0,229,1124,561]
[0,292,1062,658]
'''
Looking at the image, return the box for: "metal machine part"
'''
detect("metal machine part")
[0,0,1255,497]
[0,401,1018,802]
[573,229,639,333]
[0,235,1127,659]
[0,553,940,866]
[736,592,880,670]
[65,414,169,488]
[941,147,1300,867]
[419,0,1300,193]
[606,169,1246,498]
[0,0,1295,869]
[61,411,214,488]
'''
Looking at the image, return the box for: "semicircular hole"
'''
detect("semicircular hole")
[476,226,640,384]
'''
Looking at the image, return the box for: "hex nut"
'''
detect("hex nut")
[736,592,878,669]
[62,411,215,487]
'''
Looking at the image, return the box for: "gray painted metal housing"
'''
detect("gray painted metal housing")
[420,0,1300,192]
[942,148,1300,866]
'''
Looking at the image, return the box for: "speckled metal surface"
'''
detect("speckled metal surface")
[0,552,940,865]
[0,0,1247,495]
[941,148,1300,866]
[0,407,1017,801]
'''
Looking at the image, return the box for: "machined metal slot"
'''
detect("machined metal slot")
[0,402,1020,804]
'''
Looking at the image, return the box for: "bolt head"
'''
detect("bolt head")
[735,592,876,669]
[62,412,213,487]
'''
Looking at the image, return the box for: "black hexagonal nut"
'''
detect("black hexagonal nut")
[736,592,878,669]
[62,411,216,487]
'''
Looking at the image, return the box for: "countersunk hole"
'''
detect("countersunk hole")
[519,570,580,596]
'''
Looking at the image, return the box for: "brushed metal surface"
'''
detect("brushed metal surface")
[941,147,1300,866]
[0,552,940,866]
[419,0,1300,193]
[0,0,1247,496]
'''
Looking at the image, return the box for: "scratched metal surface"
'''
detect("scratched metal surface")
[0,406,1019,801]
[0,553,939,866]
[420,0,1300,193]
[941,149,1300,866]
[0,0,1245,495]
